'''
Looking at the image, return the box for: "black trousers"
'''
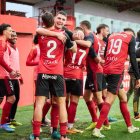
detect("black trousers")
[9,80,20,120]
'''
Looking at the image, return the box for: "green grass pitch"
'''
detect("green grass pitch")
[0,97,140,140]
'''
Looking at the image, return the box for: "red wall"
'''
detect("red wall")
[0,14,76,107]
[0,15,37,106]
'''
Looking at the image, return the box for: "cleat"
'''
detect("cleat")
[102,125,111,131]
[67,129,77,134]
[128,125,139,133]
[45,117,51,123]
[29,134,34,140]
[134,115,140,121]
[41,121,49,127]
[51,131,61,139]
[0,123,15,132]
[29,134,40,140]
[108,117,117,122]
[92,128,105,138]
[10,120,22,126]
[67,128,83,134]
[41,117,50,127]
[85,122,97,130]
[68,128,84,134]
[9,124,16,129]
[60,137,70,140]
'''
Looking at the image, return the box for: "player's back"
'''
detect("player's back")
[104,32,132,74]
[64,44,89,79]
[38,34,64,75]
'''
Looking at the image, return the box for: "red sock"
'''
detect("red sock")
[60,122,67,136]
[68,102,78,123]
[93,100,98,113]
[96,102,111,129]
[86,101,98,122]
[51,104,59,128]
[120,101,132,127]
[1,102,13,124]
[98,102,110,126]
[66,100,69,112]
[32,121,41,137]
[42,101,51,118]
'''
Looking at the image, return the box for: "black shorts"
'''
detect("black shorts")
[102,75,107,90]
[0,79,14,98]
[105,74,123,95]
[85,72,103,92]
[36,74,65,97]
[65,79,83,96]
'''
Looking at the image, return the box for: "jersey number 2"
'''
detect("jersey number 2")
[47,40,57,58]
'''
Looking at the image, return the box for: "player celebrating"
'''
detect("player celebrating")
[64,27,89,133]
[8,30,23,127]
[93,28,140,138]
[30,12,76,140]
[26,43,51,127]
[36,11,78,139]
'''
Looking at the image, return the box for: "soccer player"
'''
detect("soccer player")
[26,44,51,126]
[8,30,23,126]
[77,20,102,131]
[127,30,140,120]
[36,11,78,139]
[30,12,76,140]
[0,23,19,132]
[64,27,89,133]
[93,28,140,138]
[127,48,140,120]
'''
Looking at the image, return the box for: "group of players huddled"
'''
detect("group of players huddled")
[0,10,140,140]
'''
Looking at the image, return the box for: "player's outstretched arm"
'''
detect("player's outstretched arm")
[75,40,91,48]
[26,45,39,66]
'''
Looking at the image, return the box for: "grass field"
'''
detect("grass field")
[0,98,140,140]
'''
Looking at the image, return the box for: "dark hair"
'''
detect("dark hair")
[56,10,67,17]
[96,24,109,34]
[137,30,140,40]
[41,12,54,28]
[0,23,11,35]
[80,20,91,29]
[74,26,84,32]
[124,28,135,36]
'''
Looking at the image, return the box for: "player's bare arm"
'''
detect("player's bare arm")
[36,27,66,43]
[69,41,77,53]
[75,40,91,48]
